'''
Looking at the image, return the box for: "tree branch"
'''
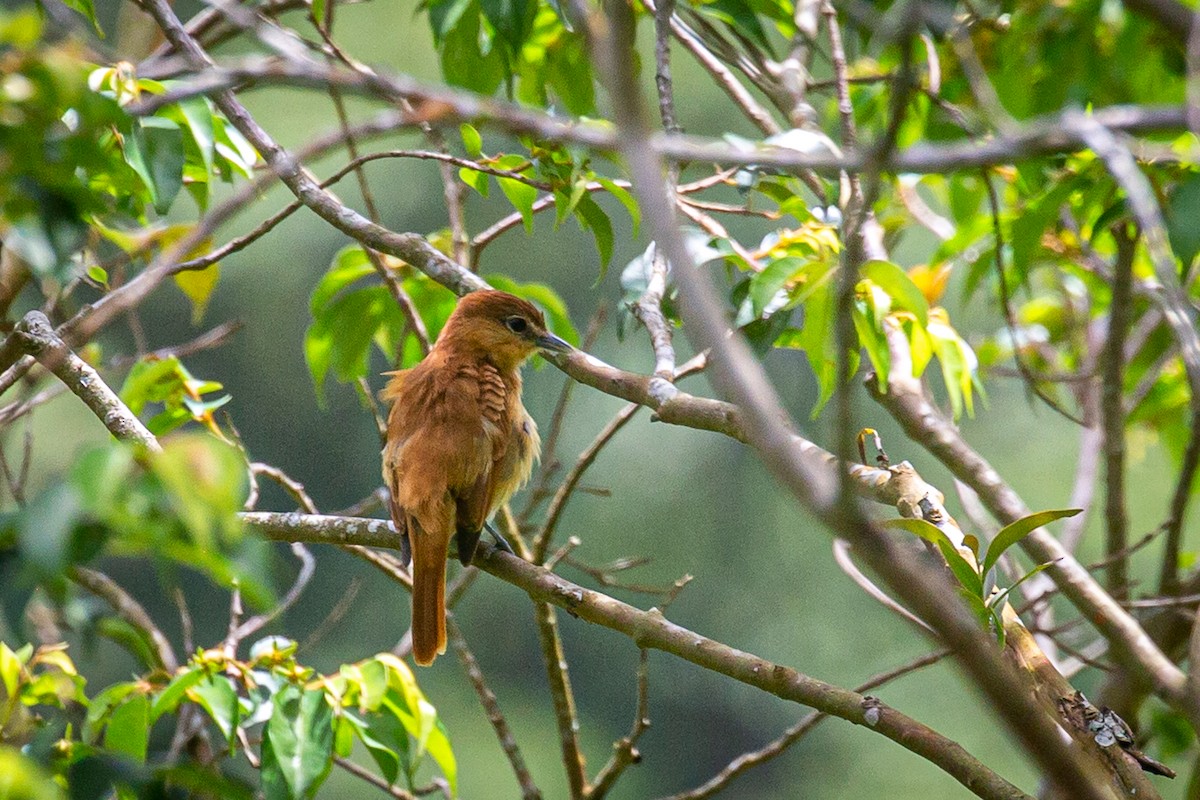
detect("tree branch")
[14,311,160,453]
[242,511,1033,800]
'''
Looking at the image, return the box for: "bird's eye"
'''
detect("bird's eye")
[504,316,529,334]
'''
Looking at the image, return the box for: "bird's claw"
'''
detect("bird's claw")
[485,521,516,555]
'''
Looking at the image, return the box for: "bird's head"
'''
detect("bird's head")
[438,290,572,370]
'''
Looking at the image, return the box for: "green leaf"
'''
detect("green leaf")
[422,720,458,797]
[497,177,538,233]
[796,278,839,417]
[479,0,536,54]
[927,315,977,419]
[310,246,375,314]
[189,674,240,746]
[0,642,25,700]
[150,666,206,722]
[596,178,640,236]
[459,124,483,158]
[174,264,220,324]
[458,167,490,197]
[61,0,103,35]
[851,296,890,392]
[982,508,1081,578]
[84,682,139,743]
[884,518,983,598]
[0,748,65,800]
[213,118,258,178]
[261,685,334,800]
[427,0,475,41]
[1167,172,1200,276]
[439,8,505,95]
[749,257,804,317]
[861,259,929,326]
[173,97,216,174]
[554,181,588,228]
[125,117,185,215]
[150,435,248,550]
[574,194,613,275]
[697,0,771,50]
[988,561,1055,610]
[87,266,109,287]
[104,692,150,763]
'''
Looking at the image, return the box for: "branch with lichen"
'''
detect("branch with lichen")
[242,510,1032,800]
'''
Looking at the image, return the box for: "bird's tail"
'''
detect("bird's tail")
[411,533,448,667]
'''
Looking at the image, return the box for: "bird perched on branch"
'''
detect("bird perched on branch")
[382,290,572,666]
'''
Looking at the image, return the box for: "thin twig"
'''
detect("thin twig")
[334,756,419,800]
[589,648,650,799]
[832,539,936,633]
[244,511,1033,800]
[446,617,542,800]
[70,566,179,672]
[658,649,950,800]
[1100,230,1135,600]
[535,599,588,799]
[983,170,1086,425]
[534,403,641,563]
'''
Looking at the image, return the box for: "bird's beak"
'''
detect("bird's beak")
[536,332,573,353]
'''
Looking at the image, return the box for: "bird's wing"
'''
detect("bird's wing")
[452,363,511,564]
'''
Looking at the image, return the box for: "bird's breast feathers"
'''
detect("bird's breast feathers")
[383,358,539,509]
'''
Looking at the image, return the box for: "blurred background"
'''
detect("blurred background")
[5,0,1193,796]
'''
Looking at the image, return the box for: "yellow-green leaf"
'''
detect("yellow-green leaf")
[174,264,220,324]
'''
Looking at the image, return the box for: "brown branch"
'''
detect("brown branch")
[70,565,179,673]
[639,0,782,137]
[584,0,1117,793]
[1160,409,1200,593]
[535,599,588,799]
[658,649,950,800]
[445,617,542,800]
[869,371,1190,707]
[243,511,1032,800]
[121,57,1191,176]
[588,649,650,799]
[334,756,419,800]
[14,311,160,452]
[1100,231,1135,600]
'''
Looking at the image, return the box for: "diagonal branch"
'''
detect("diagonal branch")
[242,511,1032,800]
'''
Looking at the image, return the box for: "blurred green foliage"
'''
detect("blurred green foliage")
[0,0,1199,797]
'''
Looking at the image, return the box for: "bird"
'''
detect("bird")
[381,290,572,666]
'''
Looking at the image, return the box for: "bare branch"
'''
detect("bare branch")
[446,617,542,800]
[1100,231,1135,600]
[14,311,160,452]
[535,599,588,799]
[70,566,179,673]
[243,511,1033,800]
[659,649,950,800]
[588,649,650,799]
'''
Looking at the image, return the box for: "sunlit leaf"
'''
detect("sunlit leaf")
[497,176,537,233]
[574,194,613,275]
[884,518,982,598]
[261,685,333,800]
[862,259,929,326]
[982,508,1080,578]
[174,264,220,324]
[104,691,149,763]
[459,123,482,158]
[188,674,240,746]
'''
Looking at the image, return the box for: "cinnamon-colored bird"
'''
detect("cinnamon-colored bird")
[382,290,571,666]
